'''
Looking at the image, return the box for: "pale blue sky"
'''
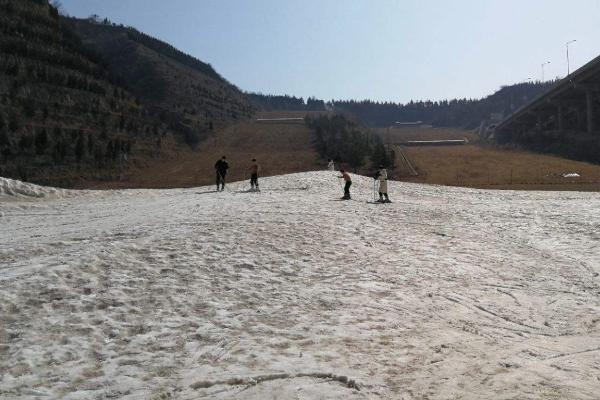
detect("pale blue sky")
[59,0,600,103]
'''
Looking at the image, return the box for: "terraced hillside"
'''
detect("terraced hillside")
[0,0,257,188]
[0,0,183,186]
[67,17,255,139]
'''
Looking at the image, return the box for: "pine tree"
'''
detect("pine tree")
[0,120,10,149]
[35,129,48,155]
[75,133,85,162]
[105,140,113,160]
[371,141,391,168]
[18,135,34,154]
[8,112,20,132]
[87,133,94,155]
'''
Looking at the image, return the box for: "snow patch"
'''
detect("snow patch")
[0,177,68,199]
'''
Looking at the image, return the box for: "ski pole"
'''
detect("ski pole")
[218,171,228,192]
[373,179,375,202]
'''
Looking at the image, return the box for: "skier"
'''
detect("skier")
[327,159,335,171]
[248,158,260,191]
[374,165,391,203]
[339,169,352,200]
[214,156,229,191]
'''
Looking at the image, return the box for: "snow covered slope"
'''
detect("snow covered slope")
[1,172,599,399]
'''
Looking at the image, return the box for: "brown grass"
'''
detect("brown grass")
[83,112,323,189]
[81,122,600,192]
[375,126,478,143]
[389,129,600,191]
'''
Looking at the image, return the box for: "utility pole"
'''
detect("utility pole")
[541,61,550,82]
[566,40,577,76]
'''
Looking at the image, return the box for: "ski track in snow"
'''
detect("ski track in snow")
[1,171,600,399]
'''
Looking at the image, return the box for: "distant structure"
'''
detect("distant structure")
[494,55,600,142]
[399,139,467,146]
[255,117,305,124]
[393,121,426,128]
[392,121,434,130]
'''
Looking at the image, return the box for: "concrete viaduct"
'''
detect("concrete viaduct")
[495,54,600,143]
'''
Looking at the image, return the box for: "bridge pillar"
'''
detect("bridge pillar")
[586,89,594,133]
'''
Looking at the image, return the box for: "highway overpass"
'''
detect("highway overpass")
[495,54,600,143]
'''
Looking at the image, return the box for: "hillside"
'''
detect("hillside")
[2,172,599,398]
[0,1,257,188]
[0,0,190,186]
[377,127,600,190]
[67,17,255,140]
[82,111,325,189]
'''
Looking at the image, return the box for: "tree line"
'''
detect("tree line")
[247,93,327,112]
[249,82,554,129]
[305,114,391,171]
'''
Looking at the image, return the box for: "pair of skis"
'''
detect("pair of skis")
[336,197,392,204]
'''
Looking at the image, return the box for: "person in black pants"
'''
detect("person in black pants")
[339,169,352,199]
[214,156,229,191]
[248,159,260,191]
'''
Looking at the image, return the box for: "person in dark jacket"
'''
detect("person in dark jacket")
[248,159,260,191]
[214,156,229,191]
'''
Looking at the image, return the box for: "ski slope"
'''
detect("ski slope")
[1,171,599,399]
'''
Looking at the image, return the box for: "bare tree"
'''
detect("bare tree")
[50,0,67,16]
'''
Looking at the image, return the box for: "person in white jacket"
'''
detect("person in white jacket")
[375,165,390,203]
[327,159,335,171]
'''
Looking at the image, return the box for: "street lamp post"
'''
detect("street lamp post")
[541,61,550,82]
[566,40,577,76]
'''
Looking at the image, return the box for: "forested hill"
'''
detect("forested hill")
[0,0,257,187]
[332,82,554,128]
[67,17,255,130]
[0,0,179,186]
[249,82,554,129]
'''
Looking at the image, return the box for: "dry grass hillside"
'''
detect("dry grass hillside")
[84,112,325,189]
[85,122,600,191]
[379,127,600,191]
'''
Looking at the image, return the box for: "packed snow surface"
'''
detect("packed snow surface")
[1,171,600,399]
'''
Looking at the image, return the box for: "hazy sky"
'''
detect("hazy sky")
[59,0,600,103]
